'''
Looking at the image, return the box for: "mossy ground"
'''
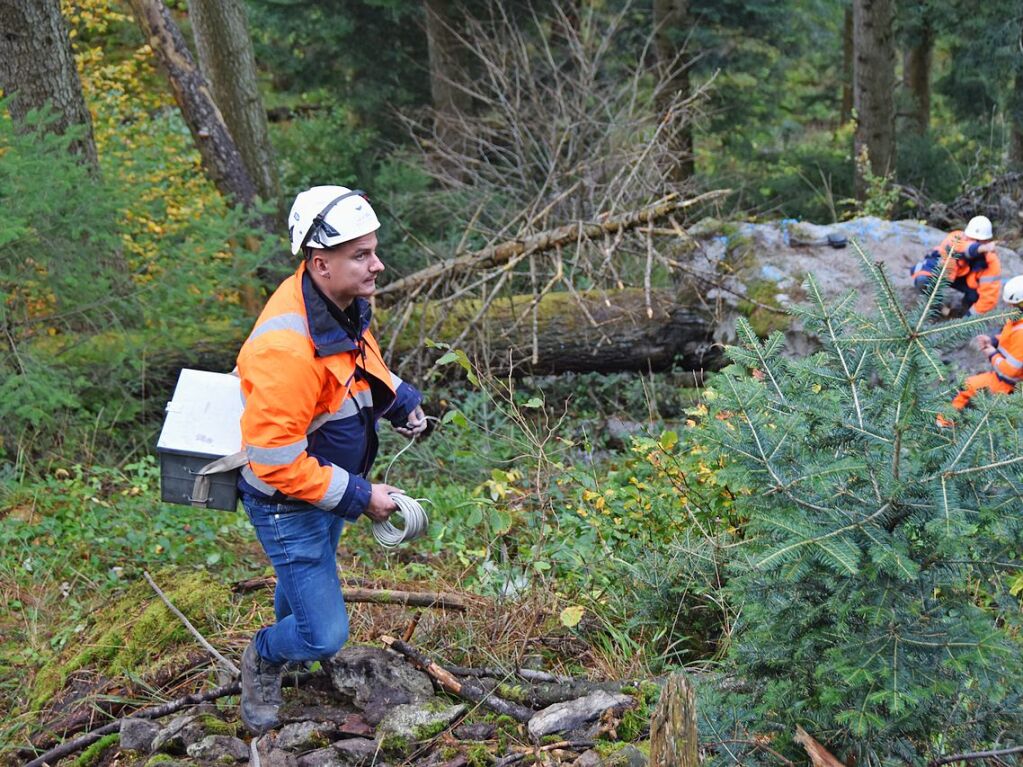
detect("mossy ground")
[28,571,239,712]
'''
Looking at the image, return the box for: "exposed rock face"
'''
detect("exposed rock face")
[687,216,1023,379]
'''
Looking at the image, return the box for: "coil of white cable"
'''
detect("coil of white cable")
[372,492,429,548]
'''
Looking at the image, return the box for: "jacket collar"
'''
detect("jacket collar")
[295,262,373,357]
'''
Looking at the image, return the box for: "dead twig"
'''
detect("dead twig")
[143,571,239,677]
[380,635,534,723]
[21,673,312,767]
[375,190,729,302]
[494,740,595,767]
[233,576,477,611]
[929,745,1023,767]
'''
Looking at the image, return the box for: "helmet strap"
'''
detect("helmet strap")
[300,189,367,252]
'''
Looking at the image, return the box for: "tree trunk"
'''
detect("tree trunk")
[424,0,469,151]
[187,0,280,208]
[127,0,259,210]
[840,6,853,125]
[1010,67,1023,168]
[903,21,932,135]
[0,0,98,170]
[852,0,895,199]
[394,288,719,375]
[653,0,694,180]
[649,673,698,767]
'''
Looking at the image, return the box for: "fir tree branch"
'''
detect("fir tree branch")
[942,454,1023,478]
[805,274,864,428]
[756,503,891,570]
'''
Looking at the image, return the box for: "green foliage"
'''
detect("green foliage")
[692,247,1023,762]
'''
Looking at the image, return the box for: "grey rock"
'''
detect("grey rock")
[453,722,496,741]
[262,749,300,767]
[527,691,635,739]
[120,717,161,753]
[325,646,433,724]
[151,714,207,755]
[276,720,340,752]
[601,744,648,766]
[376,700,467,746]
[296,738,378,767]
[573,751,604,767]
[186,734,250,762]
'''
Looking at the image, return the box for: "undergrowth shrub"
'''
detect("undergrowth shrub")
[691,246,1023,763]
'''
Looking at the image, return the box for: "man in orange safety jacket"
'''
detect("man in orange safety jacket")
[910,215,1001,316]
[235,186,427,734]
[936,274,1023,427]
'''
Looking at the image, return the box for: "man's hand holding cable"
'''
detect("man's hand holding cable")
[394,405,427,438]
[365,483,402,522]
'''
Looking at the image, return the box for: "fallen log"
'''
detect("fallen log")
[375,189,730,303]
[233,576,477,611]
[380,635,534,723]
[393,287,720,375]
[467,675,645,709]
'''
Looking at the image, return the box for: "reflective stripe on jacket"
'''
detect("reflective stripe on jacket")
[989,317,1023,385]
[911,230,1002,315]
[236,261,421,520]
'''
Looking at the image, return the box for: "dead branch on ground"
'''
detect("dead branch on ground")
[380,635,534,722]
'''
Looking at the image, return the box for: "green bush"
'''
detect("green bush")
[690,251,1023,762]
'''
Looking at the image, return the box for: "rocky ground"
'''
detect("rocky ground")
[687,216,1023,378]
[86,646,649,767]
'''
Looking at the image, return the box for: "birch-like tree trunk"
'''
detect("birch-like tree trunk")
[0,0,98,170]
[127,0,259,209]
[653,0,694,180]
[187,0,280,208]
[853,0,896,199]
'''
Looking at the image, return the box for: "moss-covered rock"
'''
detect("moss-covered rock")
[73,733,120,767]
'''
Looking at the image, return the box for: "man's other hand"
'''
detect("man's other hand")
[975,334,993,351]
[365,483,402,522]
[394,405,428,438]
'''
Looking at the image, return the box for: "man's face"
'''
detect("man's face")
[311,231,384,307]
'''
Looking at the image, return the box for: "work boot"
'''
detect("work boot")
[240,640,284,734]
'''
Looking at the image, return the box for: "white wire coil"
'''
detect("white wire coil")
[372,492,429,548]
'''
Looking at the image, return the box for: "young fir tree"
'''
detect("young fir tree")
[695,244,1023,764]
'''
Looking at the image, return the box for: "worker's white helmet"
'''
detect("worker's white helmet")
[1003,275,1023,305]
[288,186,380,255]
[963,215,993,241]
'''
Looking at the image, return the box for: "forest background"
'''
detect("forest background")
[2,0,1023,765]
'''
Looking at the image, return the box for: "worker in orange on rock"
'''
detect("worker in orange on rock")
[910,215,1001,316]
[936,275,1023,427]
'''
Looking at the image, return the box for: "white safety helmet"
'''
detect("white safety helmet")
[288,185,380,256]
[1003,275,1023,306]
[963,215,993,241]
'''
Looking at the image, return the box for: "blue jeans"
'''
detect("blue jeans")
[242,494,350,665]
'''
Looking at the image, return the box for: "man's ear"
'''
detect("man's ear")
[309,251,330,277]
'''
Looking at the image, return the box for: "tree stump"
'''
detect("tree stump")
[649,672,698,767]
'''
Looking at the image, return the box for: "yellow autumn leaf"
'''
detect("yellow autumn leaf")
[560,605,585,628]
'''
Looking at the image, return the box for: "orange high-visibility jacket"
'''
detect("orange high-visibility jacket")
[987,316,1023,386]
[236,261,421,519]
[910,230,1002,315]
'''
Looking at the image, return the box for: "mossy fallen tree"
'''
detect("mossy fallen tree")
[387,287,721,375]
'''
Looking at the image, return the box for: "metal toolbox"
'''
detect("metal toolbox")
[157,369,244,511]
